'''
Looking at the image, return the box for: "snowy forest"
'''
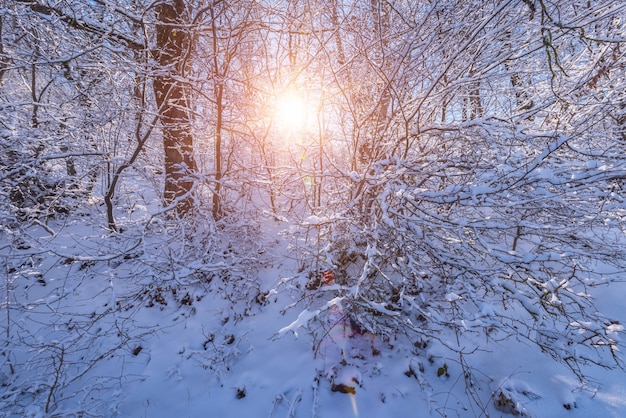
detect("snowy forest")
[1,0,625,416]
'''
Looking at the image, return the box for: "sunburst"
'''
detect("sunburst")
[274,90,308,132]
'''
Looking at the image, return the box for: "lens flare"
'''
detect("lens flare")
[350,392,359,417]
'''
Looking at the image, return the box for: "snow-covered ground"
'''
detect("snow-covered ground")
[1,216,625,418]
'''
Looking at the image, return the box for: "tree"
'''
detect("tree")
[1,0,625,413]
[153,0,196,215]
[283,0,626,392]
[12,0,198,223]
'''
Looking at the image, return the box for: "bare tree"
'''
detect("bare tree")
[283,0,626,398]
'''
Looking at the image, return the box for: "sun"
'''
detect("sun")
[274,91,308,132]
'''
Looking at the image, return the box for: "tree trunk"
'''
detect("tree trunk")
[210,5,223,220]
[154,0,196,216]
[0,16,8,85]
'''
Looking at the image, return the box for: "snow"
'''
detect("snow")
[1,215,625,418]
[303,215,330,226]
[279,308,323,337]
[3,1,626,415]
[445,292,461,302]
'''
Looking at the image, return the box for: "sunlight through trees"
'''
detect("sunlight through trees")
[1,0,625,415]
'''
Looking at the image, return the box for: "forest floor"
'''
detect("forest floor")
[1,212,625,418]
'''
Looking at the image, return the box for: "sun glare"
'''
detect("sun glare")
[274,91,308,132]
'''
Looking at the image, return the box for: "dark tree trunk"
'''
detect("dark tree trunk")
[210,4,223,220]
[0,16,8,85]
[154,0,196,216]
